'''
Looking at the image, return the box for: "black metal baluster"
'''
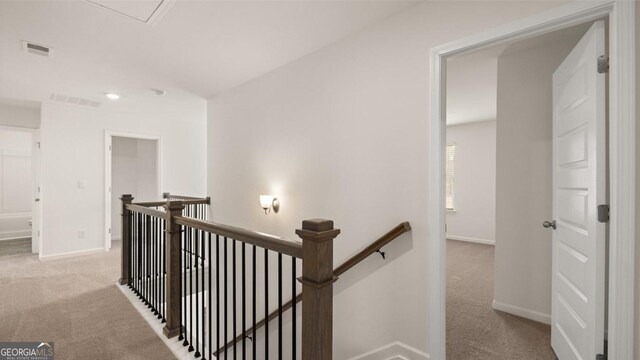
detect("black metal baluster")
[128,211,132,289]
[242,242,246,360]
[146,214,151,308]
[264,249,269,360]
[130,212,134,291]
[161,219,166,322]
[153,217,157,314]
[135,212,139,294]
[131,212,135,291]
[201,230,206,358]
[208,233,212,360]
[233,240,237,360]
[252,245,257,360]
[180,225,186,344]
[216,234,220,360]
[155,217,159,317]
[224,237,228,360]
[138,213,143,299]
[142,214,146,303]
[195,228,201,358]
[278,253,282,359]
[202,232,213,360]
[292,257,297,360]
[189,225,194,352]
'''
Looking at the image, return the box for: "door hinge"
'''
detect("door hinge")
[108,228,111,234]
[598,204,610,223]
[597,55,609,74]
[109,145,112,151]
[36,142,41,149]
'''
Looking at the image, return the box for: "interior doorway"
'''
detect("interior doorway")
[104,131,161,251]
[0,126,39,256]
[443,20,608,359]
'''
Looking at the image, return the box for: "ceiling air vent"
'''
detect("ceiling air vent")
[50,94,102,108]
[22,41,54,58]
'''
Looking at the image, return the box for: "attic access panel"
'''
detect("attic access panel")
[86,0,174,25]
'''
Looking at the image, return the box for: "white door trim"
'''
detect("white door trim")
[427,2,635,359]
[104,130,163,251]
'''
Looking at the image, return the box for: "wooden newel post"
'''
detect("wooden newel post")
[296,219,341,360]
[163,200,184,338]
[119,194,134,286]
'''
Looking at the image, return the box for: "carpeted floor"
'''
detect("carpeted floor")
[0,241,175,360]
[0,238,32,257]
[446,239,557,360]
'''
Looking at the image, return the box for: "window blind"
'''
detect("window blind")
[445,144,455,210]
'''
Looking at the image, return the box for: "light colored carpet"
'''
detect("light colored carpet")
[0,238,32,257]
[0,241,175,360]
[446,240,557,360]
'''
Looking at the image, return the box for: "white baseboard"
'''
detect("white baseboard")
[39,247,105,261]
[446,235,495,245]
[0,234,31,241]
[348,341,430,360]
[491,300,550,325]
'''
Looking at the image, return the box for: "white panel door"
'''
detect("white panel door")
[550,20,606,360]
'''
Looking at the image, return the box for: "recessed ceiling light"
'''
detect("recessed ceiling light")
[105,93,120,100]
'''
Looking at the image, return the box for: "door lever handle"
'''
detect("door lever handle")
[35,198,41,202]
[542,220,556,230]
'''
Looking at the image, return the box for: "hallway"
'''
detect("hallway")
[0,242,175,360]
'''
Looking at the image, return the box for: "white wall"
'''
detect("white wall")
[0,102,40,129]
[445,121,496,244]
[0,128,32,240]
[110,137,158,240]
[207,1,567,357]
[40,99,206,257]
[635,4,640,359]
[135,139,158,202]
[494,28,584,323]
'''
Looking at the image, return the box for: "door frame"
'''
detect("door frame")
[427,2,635,359]
[0,125,40,255]
[104,130,162,251]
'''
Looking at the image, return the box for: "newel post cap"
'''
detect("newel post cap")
[296,218,340,241]
[120,194,134,203]
[164,200,185,213]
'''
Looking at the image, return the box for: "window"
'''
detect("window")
[445,144,456,211]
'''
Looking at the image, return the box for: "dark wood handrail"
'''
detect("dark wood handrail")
[134,198,209,208]
[174,216,303,258]
[334,221,411,276]
[163,192,210,201]
[213,221,411,357]
[125,203,166,218]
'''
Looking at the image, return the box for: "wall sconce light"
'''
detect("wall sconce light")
[260,195,280,215]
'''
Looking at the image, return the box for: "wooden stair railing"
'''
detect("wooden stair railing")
[120,194,343,360]
[213,221,412,357]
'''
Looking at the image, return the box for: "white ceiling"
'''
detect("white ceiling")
[446,21,590,127]
[0,0,417,105]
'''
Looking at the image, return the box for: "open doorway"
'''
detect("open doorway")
[444,21,607,359]
[0,126,38,257]
[105,132,161,251]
